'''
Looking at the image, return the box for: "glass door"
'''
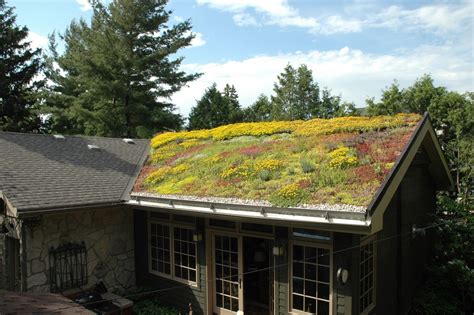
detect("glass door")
[213,233,243,314]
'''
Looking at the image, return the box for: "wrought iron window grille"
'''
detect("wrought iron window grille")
[48,242,87,292]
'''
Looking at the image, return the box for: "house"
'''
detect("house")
[0,113,452,315]
[0,132,149,292]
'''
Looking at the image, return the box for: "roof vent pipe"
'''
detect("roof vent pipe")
[123,138,135,144]
[87,144,100,150]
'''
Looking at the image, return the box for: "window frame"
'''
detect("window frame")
[359,235,376,315]
[148,216,199,287]
[289,239,333,315]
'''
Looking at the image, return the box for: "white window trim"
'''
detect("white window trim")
[360,235,376,315]
[289,239,333,315]
[148,218,199,287]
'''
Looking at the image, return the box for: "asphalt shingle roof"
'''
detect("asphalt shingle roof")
[0,132,149,212]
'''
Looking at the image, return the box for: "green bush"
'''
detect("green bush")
[132,298,180,315]
[258,170,271,181]
[300,159,315,173]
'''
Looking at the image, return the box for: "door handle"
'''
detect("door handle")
[239,277,242,288]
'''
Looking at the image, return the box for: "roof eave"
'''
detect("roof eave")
[16,201,125,218]
[128,194,371,234]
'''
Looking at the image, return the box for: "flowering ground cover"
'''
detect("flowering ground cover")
[134,114,421,208]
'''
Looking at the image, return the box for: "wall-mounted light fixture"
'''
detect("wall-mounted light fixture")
[272,245,284,256]
[193,232,203,242]
[337,267,349,285]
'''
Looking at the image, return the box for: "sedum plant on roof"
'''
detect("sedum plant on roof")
[135,114,421,208]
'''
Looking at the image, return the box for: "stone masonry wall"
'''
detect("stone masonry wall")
[25,207,135,292]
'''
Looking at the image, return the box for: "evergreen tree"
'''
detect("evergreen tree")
[188,83,226,130]
[244,94,272,122]
[223,83,243,123]
[319,88,342,118]
[0,0,43,132]
[271,64,298,120]
[296,64,320,119]
[188,83,245,130]
[42,0,199,138]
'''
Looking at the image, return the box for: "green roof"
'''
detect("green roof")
[134,114,421,209]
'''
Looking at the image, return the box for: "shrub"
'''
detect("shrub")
[258,170,271,181]
[300,159,315,173]
[132,298,180,315]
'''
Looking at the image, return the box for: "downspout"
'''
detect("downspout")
[21,221,27,292]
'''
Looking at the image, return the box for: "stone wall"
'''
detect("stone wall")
[0,233,5,290]
[25,207,135,292]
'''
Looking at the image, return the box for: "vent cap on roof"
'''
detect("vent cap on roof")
[87,144,100,150]
[123,138,135,144]
[53,135,65,139]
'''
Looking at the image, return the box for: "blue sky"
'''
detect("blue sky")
[11,0,474,116]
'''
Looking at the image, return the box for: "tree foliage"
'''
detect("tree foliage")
[188,83,243,130]
[0,0,43,132]
[260,63,357,122]
[243,94,272,122]
[368,74,473,313]
[41,0,199,138]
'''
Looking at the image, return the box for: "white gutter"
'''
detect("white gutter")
[127,195,372,233]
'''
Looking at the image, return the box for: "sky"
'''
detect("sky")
[10,0,474,117]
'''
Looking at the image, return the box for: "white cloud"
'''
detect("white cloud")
[372,4,473,34]
[197,0,318,29]
[197,0,472,36]
[233,13,258,26]
[172,45,473,117]
[76,0,91,12]
[25,32,48,50]
[188,32,206,48]
[315,15,363,34]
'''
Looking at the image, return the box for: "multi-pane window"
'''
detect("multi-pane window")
[150,224,171,275]
[292,244,331,314]
[214,235,239,312]
[360,237,375,313]
[149,221,197,284]
[174,227,197,282]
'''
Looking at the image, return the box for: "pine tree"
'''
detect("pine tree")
[223,84,243,123]
[188,83,226,130]
[42,0,199,138]
[0,0,43,132]
[271,64,321,120]
[244,94,272,122]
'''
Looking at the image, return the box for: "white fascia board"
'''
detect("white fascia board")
[127,196,370,232]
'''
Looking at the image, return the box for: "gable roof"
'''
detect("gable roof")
[130,114,453,233]
[0,132,149,215]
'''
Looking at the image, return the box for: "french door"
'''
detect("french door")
[212,233,243,314]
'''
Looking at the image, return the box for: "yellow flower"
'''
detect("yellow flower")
[150,114,420,149]
[145,167,171,184]
[220,165,250,179]
[329,147,358,168]
[170,164,189,174]
[277,183,300,199]
[254,159,284,172]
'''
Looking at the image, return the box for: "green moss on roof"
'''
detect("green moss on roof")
[134,114,421,208]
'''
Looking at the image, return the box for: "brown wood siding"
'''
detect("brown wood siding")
[374,159,436,315]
